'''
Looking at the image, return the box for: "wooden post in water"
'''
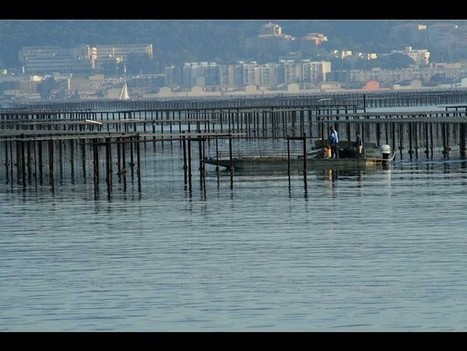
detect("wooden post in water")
[345,108,351,143]
[408,123,414,159]
[376,123,381,147]
[391,123,396,156]
[69,139,74,182]
[48,140,54,189]
[291,110,296,138]
[161,118,165,148]
[9,140,14,184]
[116,137,122,181]
[460,123,466,158]
[169,119,174,146]
[228,111,232,134]
[121,138,127,192]
[429,123,434,159]
[32,140,37,185]
[302,133,307,181]
[38,140,43,184]
[135,135,141,193]
[182,133,187,188]
[382,122,388,145]
[20,139,26,187]
[287,137,291,178]
[122,136,127,176]
[442,123,449,159]
[188,135,192,193]
[15,140,21,183]
[398,123,404,159]
[220,110,224,134]
[215,137,220,179]
[445,123,451,158]
[81,140,86,179]
[4,141,9,183]
[228,133,233,170]
[414,123,419,159]
[307,108,313,139]
[200,137,206,191]
[105,137,112,192]
[198,137,203,189]
[92,138,99,189]
[299,110,304,137]
[129,138,135,179]
[26,140,32,184]
[424,123,430,158]
[58,139,63,179]
[228,133,233,190]
[302,134,308,194]
[287,138,292,193]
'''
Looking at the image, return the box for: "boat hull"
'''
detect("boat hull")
[205,153,394,172]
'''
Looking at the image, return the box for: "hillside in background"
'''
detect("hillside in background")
[0,20,464,69]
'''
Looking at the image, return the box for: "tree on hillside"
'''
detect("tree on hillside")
[378,53,415,69]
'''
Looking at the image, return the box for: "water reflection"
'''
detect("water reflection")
[2,152,467,331]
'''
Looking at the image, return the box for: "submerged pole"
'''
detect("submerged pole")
[182,133,187,187]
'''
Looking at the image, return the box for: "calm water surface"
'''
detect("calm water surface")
[1,145,467,331]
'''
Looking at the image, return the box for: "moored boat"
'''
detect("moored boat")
[204,140,396,172]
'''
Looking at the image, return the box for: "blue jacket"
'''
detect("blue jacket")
[329,130,338,144]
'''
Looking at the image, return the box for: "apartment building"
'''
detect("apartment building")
[18,45,91,74]
[18,44,153,74]
[89,44,153,70]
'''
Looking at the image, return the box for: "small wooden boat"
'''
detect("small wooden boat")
[204,140,396,172]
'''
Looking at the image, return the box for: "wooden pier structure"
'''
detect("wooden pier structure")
[1,89,467,192]
[5,88,467,111]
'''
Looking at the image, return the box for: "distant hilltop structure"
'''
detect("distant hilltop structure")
[245,22,330,62]
[300,33,328,58]
[245,22,296,62]
[258,22,295,40]
[301,33,328,46]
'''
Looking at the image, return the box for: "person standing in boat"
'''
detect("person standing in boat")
[355,131,363,157]
[328,126,339,158]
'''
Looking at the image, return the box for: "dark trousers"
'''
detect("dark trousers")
[331,144,339,158]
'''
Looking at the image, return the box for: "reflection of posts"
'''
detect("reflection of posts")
[326,169,339,186]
